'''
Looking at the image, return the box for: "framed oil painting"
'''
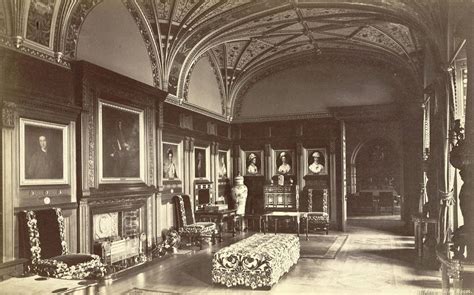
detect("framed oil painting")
[20,118,70,185]
[98,100,145,183]
[306,148,328,175]
[218,150,229,179]
[163,142,181,180]
[194,147,208,179]
[274,149,295,175]
[244,150,263,176]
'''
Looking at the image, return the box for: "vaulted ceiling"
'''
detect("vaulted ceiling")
[0,0,448,120]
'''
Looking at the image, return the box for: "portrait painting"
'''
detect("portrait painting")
[20,118,69,185]
[163,142,180,180]
[218,150,228,179]
[99,101,145,183]
[275,150,294,175]
[244,150,263,176]
[307,148,328,175]
[194,147,207,178]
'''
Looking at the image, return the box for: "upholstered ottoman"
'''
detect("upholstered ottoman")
[212,234,299,289]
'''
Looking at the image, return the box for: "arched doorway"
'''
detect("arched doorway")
[348,138,402,217]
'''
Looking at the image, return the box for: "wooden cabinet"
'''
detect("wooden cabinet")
[263,185,297,211]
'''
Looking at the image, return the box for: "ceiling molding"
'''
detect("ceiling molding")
[330,103,399,121]
[233,111,333,123]
[165,94,229,123]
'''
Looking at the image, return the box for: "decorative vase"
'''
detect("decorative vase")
[231,174,248,215]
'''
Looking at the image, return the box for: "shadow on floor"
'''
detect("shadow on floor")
[347,215,409,236]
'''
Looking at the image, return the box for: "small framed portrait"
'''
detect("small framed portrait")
[163,142,181,180]
[275,150,295,175]
[244,150,263,176]
[194,147,208,179]
[20,118,70,186]
[98,100,145,183]
[306,148,328,175]
[218,150,229,179]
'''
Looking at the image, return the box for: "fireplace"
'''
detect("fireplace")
[79,194,151,273]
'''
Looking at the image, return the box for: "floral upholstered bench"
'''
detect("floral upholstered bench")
[212,233,299,289]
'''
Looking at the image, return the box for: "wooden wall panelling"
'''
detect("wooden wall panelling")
[0,49,75,106]
[75,61,167,253]
[2,102,17,262]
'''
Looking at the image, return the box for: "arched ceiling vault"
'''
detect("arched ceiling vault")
[119,0,444,119]
[0,0,448,120]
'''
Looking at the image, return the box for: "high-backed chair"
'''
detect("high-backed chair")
[300,188,330,234]
[173,195,216,249]
[18,208,106,280]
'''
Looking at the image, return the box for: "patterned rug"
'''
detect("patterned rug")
[299,234,348,259]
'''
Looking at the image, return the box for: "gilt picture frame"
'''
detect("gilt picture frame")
[98,100,145,183]
[20,118,70,186]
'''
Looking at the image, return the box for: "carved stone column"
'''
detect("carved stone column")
[1,101,17,262]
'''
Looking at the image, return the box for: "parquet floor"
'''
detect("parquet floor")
[96,215,442,295]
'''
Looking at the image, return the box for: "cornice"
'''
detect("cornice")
[165,94,228,123]
[0,35,70,68]
[233,112,332,123]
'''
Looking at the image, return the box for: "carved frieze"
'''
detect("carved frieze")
[2,101,17,128]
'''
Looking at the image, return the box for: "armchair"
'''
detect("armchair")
[300,188,329,234]
[18,208,106,280]
[173,195,217,249]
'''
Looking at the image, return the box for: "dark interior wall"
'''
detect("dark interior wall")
[0,49,75,107]
[238,59,401,119]
[161,103,232,201]
[345,119,402,192]
[233,118,339,216]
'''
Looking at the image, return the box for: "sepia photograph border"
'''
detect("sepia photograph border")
[19,118,70,186]
[98,100,145,184]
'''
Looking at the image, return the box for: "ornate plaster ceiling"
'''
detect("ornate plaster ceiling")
[0,0,450,120]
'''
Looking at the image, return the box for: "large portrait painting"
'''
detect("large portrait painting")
[275,150,295,175]
[306,148,328,175]
[218,150,229,179]
[194,147,207,178]
[163,142,180,180]
[20,118,69,186]
[99,101,145,183]
[244,150,263,176]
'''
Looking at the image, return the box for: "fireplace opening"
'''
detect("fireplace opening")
[93,208,146,272]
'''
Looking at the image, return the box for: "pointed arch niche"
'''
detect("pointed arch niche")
[76,0,154,86]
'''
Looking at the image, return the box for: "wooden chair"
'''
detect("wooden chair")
[18,208,106,279]
[300,188,330,234]
[173,195,217,249]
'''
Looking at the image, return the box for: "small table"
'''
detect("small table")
[263,211,308,240]
[195,209,237,242]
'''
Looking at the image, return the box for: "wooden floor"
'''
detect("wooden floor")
[95,215,441,295]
